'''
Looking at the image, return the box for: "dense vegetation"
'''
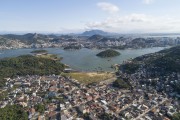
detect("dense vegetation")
[34,104,45,114]
[121,46,180,75]
[119,46,180,94]
[99,113,113,120]
[113,78,131,89]
[120,63,140,74]
[0,105,28,120]
[31,49,48,53]
[148,46,180,74]
[96,49,120,58]
[0,55,65,87]
[172,113,180,120]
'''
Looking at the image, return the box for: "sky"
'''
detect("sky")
[1,0,180,33]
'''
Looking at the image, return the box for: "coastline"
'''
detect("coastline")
[0,47,168,72]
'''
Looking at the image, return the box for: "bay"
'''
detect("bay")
[0,47,167,72]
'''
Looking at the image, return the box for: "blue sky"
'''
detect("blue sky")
[1,0,180,33]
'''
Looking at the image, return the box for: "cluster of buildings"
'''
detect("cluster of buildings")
[0,75,62,120]
[119,51,180,99]
[0,39,29,49]
[0,74,179,120]
[0,35,180,50]
[118,71,180,120]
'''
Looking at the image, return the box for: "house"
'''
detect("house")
[77,105,89,114]
[61,115,68,120]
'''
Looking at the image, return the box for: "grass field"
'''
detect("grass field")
[61,72,115,84]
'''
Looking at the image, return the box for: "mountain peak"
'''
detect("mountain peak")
[81,30,109,36]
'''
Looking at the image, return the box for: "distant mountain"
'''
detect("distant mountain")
[131,38,146,44]
[81,30,110,36]
[87,34,104,41]
[87,34,123,42]
[98,37,120,42]
[1,33,52,44]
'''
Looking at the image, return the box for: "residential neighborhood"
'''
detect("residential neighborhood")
[0,74,179,120]
[1,33,180,50]
[1,0,180,119]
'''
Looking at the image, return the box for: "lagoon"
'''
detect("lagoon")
[0,47,167,71]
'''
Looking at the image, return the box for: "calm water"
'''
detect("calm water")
[0,47,167,71]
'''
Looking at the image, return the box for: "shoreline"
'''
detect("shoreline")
[0,47,168,72]
[0,46,171,51]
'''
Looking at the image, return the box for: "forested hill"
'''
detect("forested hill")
[96,49,120,58]
[0,55,65,87]
[146,46,180,74]
[120,45,180,75]
[119,45,180,95]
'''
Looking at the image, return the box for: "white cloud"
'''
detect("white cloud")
[85,14,180,33]
[143,0,154,4]
[97,2,119,13]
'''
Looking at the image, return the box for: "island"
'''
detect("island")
[30,49,48,54]
[96,49,120,58]
[0,46,179,120]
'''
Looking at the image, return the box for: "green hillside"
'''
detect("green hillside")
[96,49,120,58]
[119,46,180,94]
[121,46,180,75]
[0,55,65,87]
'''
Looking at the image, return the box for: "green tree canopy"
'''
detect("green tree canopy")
[0,105,28,120]
[172,113,180,120]
[96,49,120,58]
